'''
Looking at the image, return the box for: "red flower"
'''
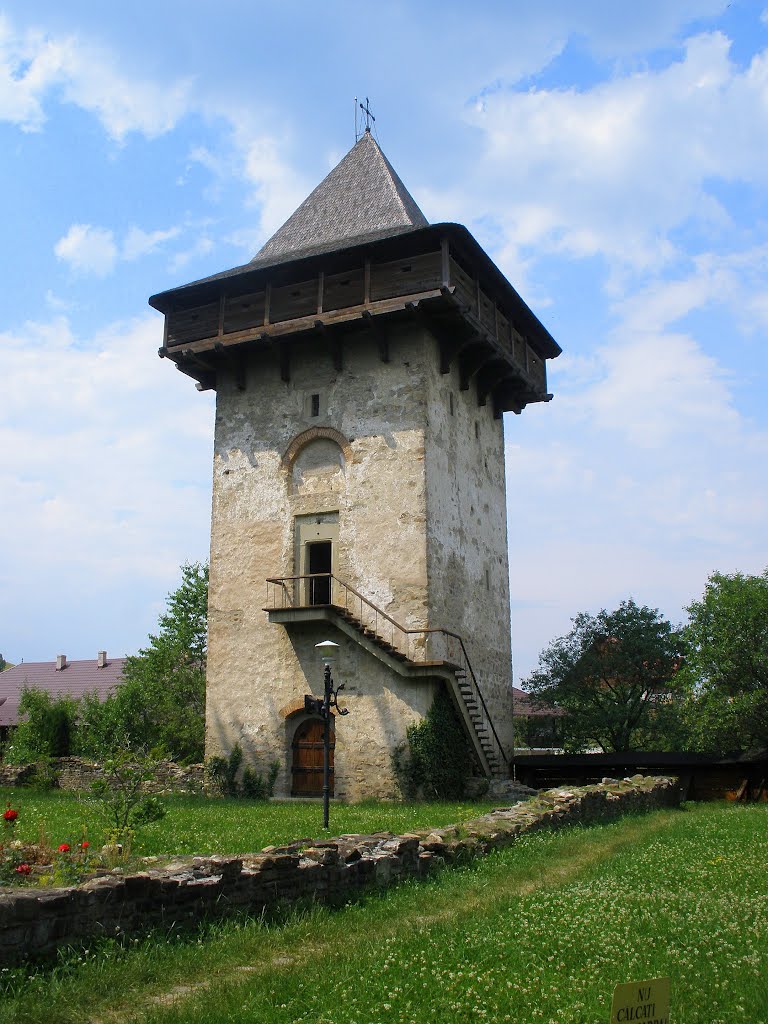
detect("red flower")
[58,843,70,853]
[80,840,90,849]
[3,807,18,823]
[14,863,31,875]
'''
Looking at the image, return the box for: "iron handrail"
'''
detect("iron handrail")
[265,573,509,769]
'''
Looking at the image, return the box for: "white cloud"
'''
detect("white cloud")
[170,236,214,272]
[53,222,189,275]
[0,15,191,140]
[235,130,310,245]
[571,332,738,447]
[0,314,213,659]
[54,223,117,276]
[614,244,768,336]
[504,258,768,678]
[122,225,181,261]
[458,32,768,270]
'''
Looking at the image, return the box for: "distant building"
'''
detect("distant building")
[0,653,125,739]
[513,686,564,750]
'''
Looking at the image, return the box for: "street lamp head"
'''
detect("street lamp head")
[315,639,339,666]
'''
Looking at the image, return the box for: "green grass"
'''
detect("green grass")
[0,789,497,857]
[1,803,766,1024]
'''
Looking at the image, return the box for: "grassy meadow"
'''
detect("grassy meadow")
[0,791,497,857]
[0,802,765,1024]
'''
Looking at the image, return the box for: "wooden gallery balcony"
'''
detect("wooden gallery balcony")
[149,223,561,417]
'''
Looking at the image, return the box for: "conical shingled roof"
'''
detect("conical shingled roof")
[254,131,428,265]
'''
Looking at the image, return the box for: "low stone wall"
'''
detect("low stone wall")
[0,758,205,794]
[0,775,680,966]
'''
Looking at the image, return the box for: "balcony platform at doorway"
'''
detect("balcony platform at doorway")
[264,604,458,677]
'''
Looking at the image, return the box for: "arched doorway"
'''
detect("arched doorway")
[291,718,334,796]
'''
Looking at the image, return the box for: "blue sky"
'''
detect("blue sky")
[1,1,766,681]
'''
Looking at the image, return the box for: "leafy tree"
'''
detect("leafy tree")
[681,569,768,754]
[4,688,77,762]
[524,599,686,753]
[0,653,7,672]
[112,561,209,763]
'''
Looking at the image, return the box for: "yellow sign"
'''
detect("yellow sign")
[610,977,670,1024]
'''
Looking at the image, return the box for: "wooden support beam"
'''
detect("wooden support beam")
[181,348,217,372]
[175,362,215,391]
[441,237,450,289]
[479,362,520,405]
[491,381,526,418]
[458,342,495,391]
[264,282,271,326]
[361,310,389,363]
[317,271,324,315]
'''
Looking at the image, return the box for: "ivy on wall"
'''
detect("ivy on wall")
[393,687,476,799]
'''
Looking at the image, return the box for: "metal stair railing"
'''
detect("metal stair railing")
[265,573,509,772]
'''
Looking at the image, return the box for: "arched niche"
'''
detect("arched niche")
[282,427,352,496]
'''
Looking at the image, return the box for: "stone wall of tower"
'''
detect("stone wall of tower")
[206,325,441,800]
[423,351,514,756]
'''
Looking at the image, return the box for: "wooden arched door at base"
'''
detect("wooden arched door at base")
[291,717,334,796]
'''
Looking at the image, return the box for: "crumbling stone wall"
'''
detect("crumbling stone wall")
[0,758,204,794]
[0,775,679,966]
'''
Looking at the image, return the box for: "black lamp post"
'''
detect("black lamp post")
[314,640,348,830]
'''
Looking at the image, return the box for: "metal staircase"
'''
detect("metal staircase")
[265,573,508,777]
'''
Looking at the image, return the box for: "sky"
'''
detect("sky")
[1,0,767,683]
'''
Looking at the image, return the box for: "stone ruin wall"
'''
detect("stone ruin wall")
[0,775,681,966]
[0,758,204,794]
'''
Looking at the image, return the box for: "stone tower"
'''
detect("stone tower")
[149,130,560,799]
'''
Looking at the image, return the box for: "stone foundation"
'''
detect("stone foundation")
[0,775,680,966]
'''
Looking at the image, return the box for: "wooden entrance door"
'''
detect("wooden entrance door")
[291,718,334,796]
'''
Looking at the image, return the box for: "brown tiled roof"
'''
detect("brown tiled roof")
[0,657,126,728]
[512,686,564,718]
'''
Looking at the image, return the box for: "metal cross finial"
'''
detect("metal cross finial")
[359,97,375,134]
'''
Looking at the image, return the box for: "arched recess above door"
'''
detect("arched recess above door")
[281,427,353,496]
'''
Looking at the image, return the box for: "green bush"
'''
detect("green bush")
[4,689,77,763]
[206,746,279,800]
[393,687,475,799]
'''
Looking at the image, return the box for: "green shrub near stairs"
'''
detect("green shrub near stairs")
[393,688,475,799]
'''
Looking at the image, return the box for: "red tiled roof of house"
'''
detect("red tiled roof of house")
[512,685,564,718]
[0,655,126,727]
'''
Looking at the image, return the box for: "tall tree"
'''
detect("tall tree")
[524,599,685,752]
[104,562,209,762]
[681,569,768,754]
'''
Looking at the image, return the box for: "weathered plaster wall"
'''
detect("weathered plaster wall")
[423,341,514,753]
[0,777,681,967]
[206,327,440,798]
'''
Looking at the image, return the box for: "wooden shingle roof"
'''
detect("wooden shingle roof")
[254,131,428,265]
